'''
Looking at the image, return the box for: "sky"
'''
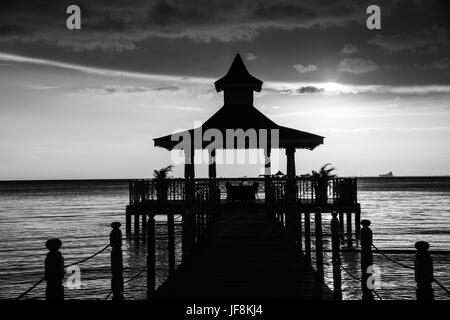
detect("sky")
[0,0,449,179]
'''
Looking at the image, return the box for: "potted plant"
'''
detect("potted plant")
[312,163,336,205]
[153,165,173,201]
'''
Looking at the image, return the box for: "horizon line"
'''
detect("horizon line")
[1,175,450,182]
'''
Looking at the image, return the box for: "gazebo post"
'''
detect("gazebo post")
[208,149,216,178]
[286,147,296,178]
[264,147,271,176]
[264,147,272,216]
[184,147,195,179]
[182,147,195,261]
[286,147,297,245]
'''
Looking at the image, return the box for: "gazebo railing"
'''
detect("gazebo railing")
[129,177,358,205]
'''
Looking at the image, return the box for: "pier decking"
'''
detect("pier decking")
[155,202,333,300]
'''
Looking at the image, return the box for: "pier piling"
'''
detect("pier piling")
[314,212,324,282]
[110,222,124,300]
[346,212,352,247]
[304,212,311,266]
[414,241,434,300]
[296,212,303,252]
[339,211,344,240]
[142,213,147,238]
[181,209,189,262]
[125,213,131,235]
[355,207,361,240]
[147,214,156,300]
[286,177,297,245]
[168,211,176,275]
[331,212,342,300]
[134,214,139,235]
[360,219,374,301]
[45,238,64,300]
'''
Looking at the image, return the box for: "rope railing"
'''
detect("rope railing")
[123,266,147,285]
[433,278,450,295]
[15,276,46,300]
[340,263,361,282]
[104,291,113,300]
[65,244,110,268]
[322,249,383,300]
[15,208,449,301]
[432,255,450,264]
[104,236,183,300]
[308,214,449,300]
[371,244,449,296]
[373,289,383,300]
[16,243,111,300]
[338,255,382,300]
[371,244,415,270]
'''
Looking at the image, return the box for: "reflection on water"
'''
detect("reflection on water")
[0,178,449,300]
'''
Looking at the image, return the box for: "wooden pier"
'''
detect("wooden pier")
[125,177,361,300]
[129,54,352,299]
[17,177,448,301]
[155,202,333,300]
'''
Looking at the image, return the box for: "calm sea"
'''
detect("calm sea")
[0,177,449,300]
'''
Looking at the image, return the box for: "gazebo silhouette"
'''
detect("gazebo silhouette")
[154,54,324,179]
[122,56,361,301]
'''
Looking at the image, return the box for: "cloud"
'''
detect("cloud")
[5,52,450,97]
[265,81,450,96]
[86,85,149,95]
[368,26,450,53]
[0,52,212,83]
[85,84,181,95]
[244,53,257,61]
[341,43,358,54]
[296,86,324,94]
[316,127,450,133]
[154,85,181,91]
[20,84,62,90]
[270,85,324,95]
[337,58,378,74]
[432,57,450,70]
[0,0,373,51]
[293,64,318,73]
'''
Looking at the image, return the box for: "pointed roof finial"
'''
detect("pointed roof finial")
[214,54,263,92]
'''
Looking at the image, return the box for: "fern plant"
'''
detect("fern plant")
[153,165,174,180]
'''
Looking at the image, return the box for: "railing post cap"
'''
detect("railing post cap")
[415,241,430,251]
[46,238,62,252]
[361,219,371,227]
[111,221,121,229]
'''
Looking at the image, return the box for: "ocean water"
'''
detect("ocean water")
[0,177,449,300]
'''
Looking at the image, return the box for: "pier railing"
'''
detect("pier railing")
[15,215,450,300]
[268,210,450,300]
[14,176,449,300]
[129,177,358,205]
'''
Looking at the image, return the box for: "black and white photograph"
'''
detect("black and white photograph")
[0,0,449,313]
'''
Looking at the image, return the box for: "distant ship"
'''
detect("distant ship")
[379,171,394,177]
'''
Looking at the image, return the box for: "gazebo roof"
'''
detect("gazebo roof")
[154,54,324,151]
[214,54,263,92]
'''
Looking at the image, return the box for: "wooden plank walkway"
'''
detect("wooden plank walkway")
[155,202,333,300]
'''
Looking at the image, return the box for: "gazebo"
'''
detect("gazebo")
[154,54,324,179]
[127,57,359,253]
